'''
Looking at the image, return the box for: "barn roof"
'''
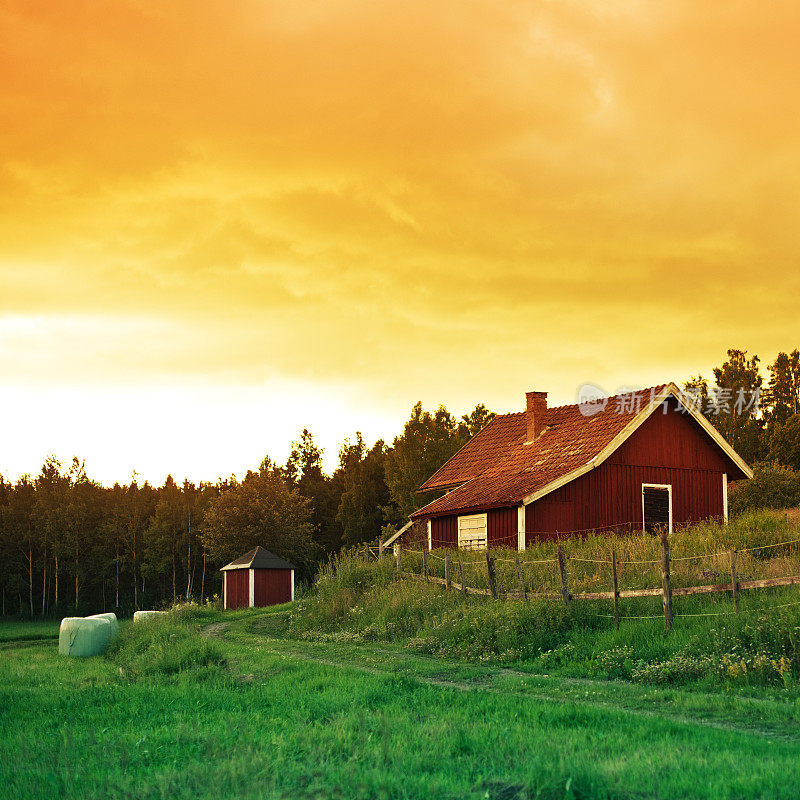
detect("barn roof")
[220,546,295,571]
[411,383,752,520]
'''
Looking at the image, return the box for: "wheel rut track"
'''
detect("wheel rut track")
[250,641,800,743]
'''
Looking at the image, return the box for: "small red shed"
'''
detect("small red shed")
[220,546,295,610]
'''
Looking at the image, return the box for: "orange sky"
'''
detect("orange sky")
[2,0,799,483]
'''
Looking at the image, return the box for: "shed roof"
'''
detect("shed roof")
[411,383,752,520]
[220,546,295,571]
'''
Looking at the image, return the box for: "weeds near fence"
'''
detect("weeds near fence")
[276,510,800,688]
[395,509,800,631]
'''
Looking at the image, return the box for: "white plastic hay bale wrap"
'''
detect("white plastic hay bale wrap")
[133,610,166,622]
[58,617,113,657]
[87,612,119,640]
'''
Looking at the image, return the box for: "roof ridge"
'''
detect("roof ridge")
[545,384,669,413]
[493,384,671,415]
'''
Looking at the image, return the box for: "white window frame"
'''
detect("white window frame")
[458,513,488,550]
[641,483,672,534]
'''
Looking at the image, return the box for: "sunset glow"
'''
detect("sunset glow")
[2,1,799,483]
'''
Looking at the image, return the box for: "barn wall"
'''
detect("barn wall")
[431,515,458,548]
[488,507,518,548]
[526,405,726,543]
[429,509,518,549]
[225,569,249,610]
[253,569,292,606]
[525,463,723,542]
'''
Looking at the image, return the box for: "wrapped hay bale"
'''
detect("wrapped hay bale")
[133,610,166,622]
[87,612,119,640]
[58,617,113,657]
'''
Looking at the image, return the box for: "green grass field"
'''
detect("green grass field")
[3,609,800,800]
[5,512,800,798]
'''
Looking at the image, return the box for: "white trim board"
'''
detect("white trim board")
[381,520,412,549]
[223,572,227,610]
[722,473,729,524]
[522,383,752,507]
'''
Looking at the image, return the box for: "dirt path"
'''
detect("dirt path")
[200,621,229,638]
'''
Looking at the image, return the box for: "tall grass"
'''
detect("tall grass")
[108,608,227,681]
[393,509,800,596]
[7,619,800,799]
[282,510,800,687]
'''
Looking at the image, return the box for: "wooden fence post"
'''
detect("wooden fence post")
[458,557,467,595]
[395,545,401,574]
[557,544,570,607]
[445,553,452,592]
[514,556,527,600]
[486,553,499,599]
[379,540,384,559]
[729,549,740,613]
[422,547,429,582]
[611,547,620,630]
[659,528,673,631]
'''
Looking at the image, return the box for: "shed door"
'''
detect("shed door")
[642,485,671,534]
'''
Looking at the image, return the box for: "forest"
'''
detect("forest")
[1,347,799,618]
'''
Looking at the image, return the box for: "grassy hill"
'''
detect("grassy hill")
[280,509,800,688]
[4,510,800,798]
[3,605,800,799]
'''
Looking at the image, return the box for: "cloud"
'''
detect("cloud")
[1,0,799,480]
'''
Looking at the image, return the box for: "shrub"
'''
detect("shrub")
[729,461,800,516]
[631,653,716,685]
[719,653,793,686]
[537,643,577,669]
[590,646,636,679]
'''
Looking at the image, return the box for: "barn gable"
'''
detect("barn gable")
[608,397,734,472]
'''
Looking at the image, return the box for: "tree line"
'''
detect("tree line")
[0,403,494,617]
[685,347,800,468]
[2,348,797,618]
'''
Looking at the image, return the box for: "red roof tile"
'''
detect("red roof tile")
[412,385,669,519]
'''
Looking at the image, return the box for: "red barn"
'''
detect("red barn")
[408,383,752,549]
[220,546,295,609]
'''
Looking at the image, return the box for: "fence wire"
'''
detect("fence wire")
[393,531,800,629]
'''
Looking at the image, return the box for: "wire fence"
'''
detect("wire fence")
[388,530,800,631]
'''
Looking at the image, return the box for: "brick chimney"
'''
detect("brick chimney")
[526,391,548,443]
